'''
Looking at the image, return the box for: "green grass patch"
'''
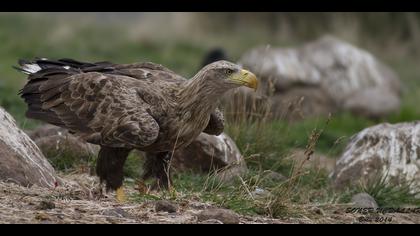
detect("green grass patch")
[339,173,420,207]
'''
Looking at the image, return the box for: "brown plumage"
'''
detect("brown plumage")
[17,58,257,194]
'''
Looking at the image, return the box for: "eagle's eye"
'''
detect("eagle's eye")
[225,69,234,75]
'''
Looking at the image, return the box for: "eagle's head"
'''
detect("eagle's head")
[200,60,258,92]
[178,60,258,121]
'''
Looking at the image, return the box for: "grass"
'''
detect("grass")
[1,13,420,219]
[43,147,96,172]
[365,182,420,207]
[338,172,420,207]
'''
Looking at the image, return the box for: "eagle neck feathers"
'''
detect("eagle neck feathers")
[174,73,223,138]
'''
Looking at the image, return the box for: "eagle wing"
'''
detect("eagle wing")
[113,62,225,135]
[19,61,160,148]
[18,58,224,143]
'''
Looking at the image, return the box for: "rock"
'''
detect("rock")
[36,200,55,210]
[197,208,240,224]
[343,87,400,119]
[35,135,98,160]
[309,207,325,216]
[330,121,420,193]
[102,208,131,218]
[26,124,66,140]
[154,200,178,213]
[0,107,58,188]
[237,35,401,120]
[214,164,246,184]
[198,219,224,224]
[351,193,378,208]
[34,212,51,221]
[171,132,247,182]
[251,187,272,199]
[28,125,99,163]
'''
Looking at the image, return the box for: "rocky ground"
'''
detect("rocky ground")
[0,173,280,224]
[1,173,419,224]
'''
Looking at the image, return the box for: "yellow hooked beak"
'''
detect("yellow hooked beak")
[229,69,258,91]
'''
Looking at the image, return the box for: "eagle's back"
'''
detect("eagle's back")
[17,58,179,149]
[17,58,224,151]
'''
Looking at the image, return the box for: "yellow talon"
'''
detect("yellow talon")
[116,187,127,203]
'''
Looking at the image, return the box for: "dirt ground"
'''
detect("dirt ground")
[0,174,419,224]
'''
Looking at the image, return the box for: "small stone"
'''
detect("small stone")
[103,208,131,218]
[197,208,240,224]
[154,200,178,213]
[199,219,224,224]
[310,207,324,216]
[35,212,51,221]
[39,220,54,224]
[75,207,87,213]
[37,200,55,210]
[251,187,272,199]
[351,193,378,208]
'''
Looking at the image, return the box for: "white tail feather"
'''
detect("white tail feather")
[21,63,42,74]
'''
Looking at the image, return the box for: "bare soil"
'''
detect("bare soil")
[0,174,418,224]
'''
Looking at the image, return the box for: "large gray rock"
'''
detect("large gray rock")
[237,35,401,120]
[28,124,99,164]
[0,107,58,188]
[27,124,67,140]
[171,132,247,182]
[343,87,401,119]
[35,135,98,161]
[330,121,420,193]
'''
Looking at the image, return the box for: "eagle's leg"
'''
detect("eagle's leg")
[96,146,131,202]
[142,152,173,190]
